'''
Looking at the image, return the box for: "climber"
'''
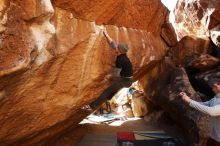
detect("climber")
[85,28,133,111]
[180,80,220,146]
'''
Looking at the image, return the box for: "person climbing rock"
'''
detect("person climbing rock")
[84,29,133,112]
[180,81,220,146]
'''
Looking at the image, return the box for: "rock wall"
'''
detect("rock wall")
[169,36,211,66]
[53,0,168,34]
[1,0,218,145]
[174,0,220,47]
[0,0,169,144]
[138,0,220,145]
[139,59,210,146]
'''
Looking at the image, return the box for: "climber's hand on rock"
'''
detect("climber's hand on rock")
[179,92,187,97]
[103,28,108,36]
[179,92,191,104]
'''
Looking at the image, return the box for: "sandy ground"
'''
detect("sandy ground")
[47,111,185,146]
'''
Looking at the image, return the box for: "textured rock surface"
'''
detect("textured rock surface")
[210,24,220,47]
[131,92,149,117]
[139,59,210,146]
[161,22,177,47]
[0,0,168,144]
[174,0,220,47]
[0,0,55,76]
[169,36,211,66]
[53,0,169,33]
[187,54,220,71]
[1,0,219,145]
[208,2,220,30]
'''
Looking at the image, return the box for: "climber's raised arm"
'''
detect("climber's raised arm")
[103,29,117,49]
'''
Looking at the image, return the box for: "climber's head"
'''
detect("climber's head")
[209,81,220,94]
[117,43,129,54]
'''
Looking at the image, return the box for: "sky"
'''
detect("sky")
[161,0,178,23]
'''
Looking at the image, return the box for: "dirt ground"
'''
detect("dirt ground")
[47,111,185,146]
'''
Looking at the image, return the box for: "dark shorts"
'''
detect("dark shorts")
[105,77,132,100]
[90,77,132,109]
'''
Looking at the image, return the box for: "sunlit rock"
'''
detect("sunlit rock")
[210,24,220,47]
[53,0,169,33]
[131,91,149,117]
[0,1,168,144]
[174,0,220,41]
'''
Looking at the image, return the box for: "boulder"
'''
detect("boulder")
[53,0,169,33]
[174,0,220,40]
[0,0,168,144]
[161,22,177,47]
[131,91,149,117]
[140,59,210,146]
[210,24,220,48]
[187,54,220,71]
[208,2,220,30]
[122,103,134,118]
[209,1,220,47]
[169,36,211,66]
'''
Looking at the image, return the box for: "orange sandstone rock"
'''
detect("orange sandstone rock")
[0,0,168,144]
